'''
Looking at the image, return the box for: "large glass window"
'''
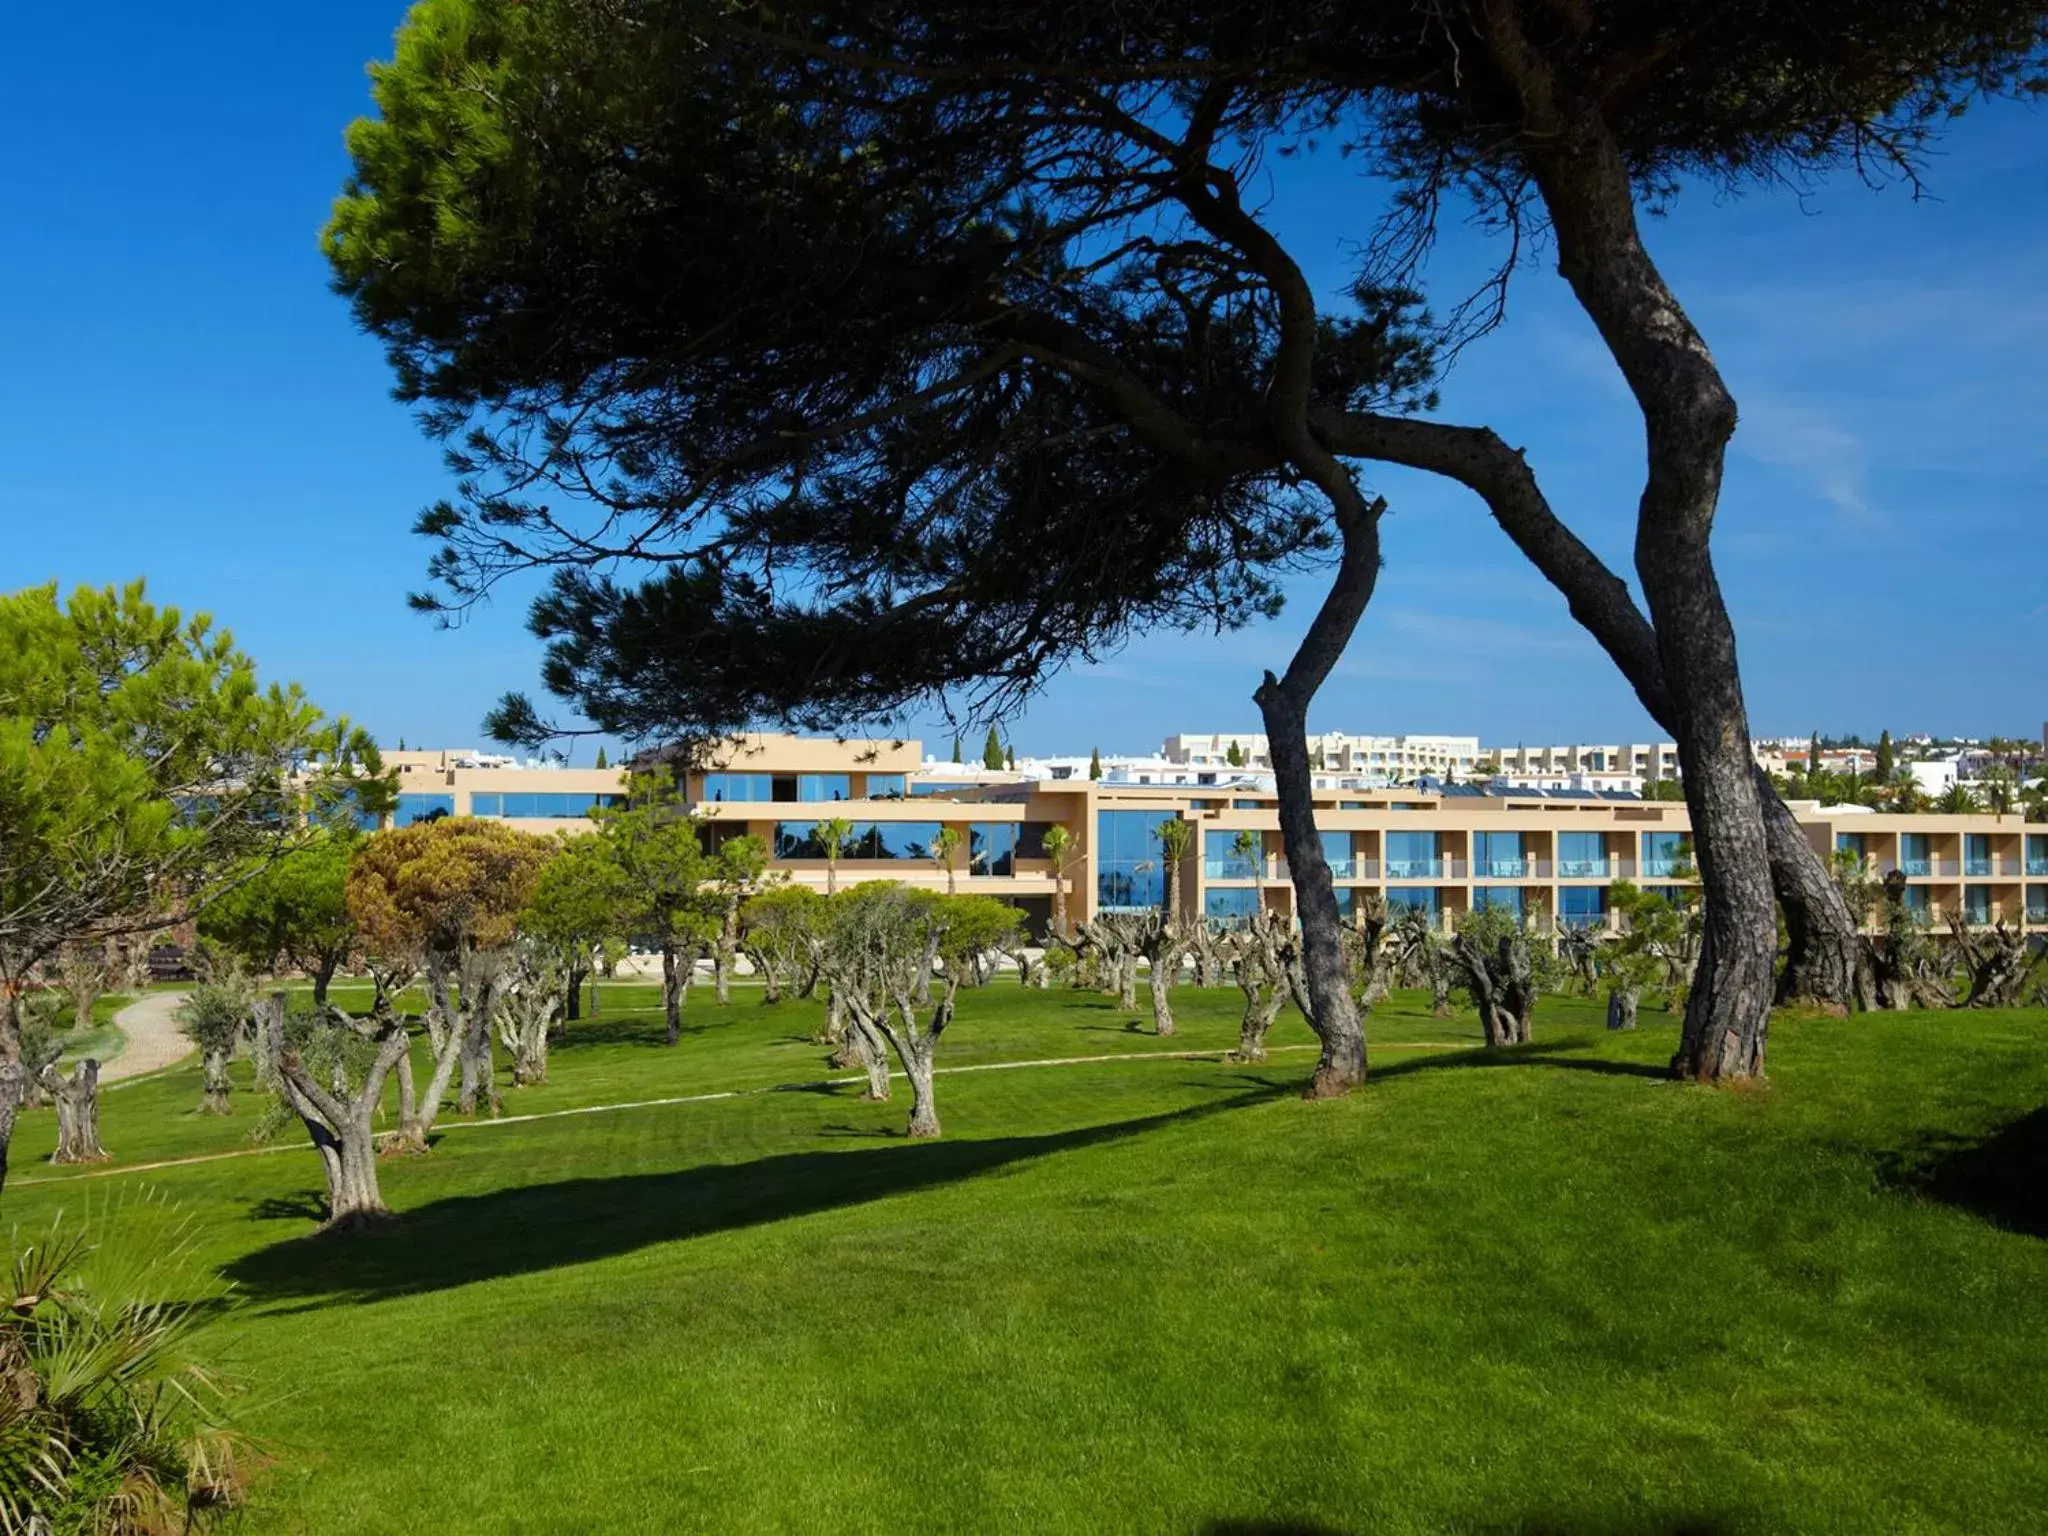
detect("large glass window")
[1474,831,1525,879]
[1836,832,1867,859]
[775,820,944,859]
[1204,828,1260,880]
[395,793,454,826]
[1559,886,1607,928]
[1901,885,1931,921]
[1965,834,1991,878]
[1641,830,1688,878]
[1473,887,1524,917]
[799,773,851,802]
[1015,823,1054,860]
[864,774,907,799]
[1900,833,1931,877]
[1204,888,1260,926]
[971,823,1019,876]
[1963,885,1992,925]
[1558,831,1605,878]
[2029,835,2048,877]
[1385,831,1439,880]
[702,773,770,802]
[1098,810,1177,910]
[2027,885,2048,922]
[471,791,618,820]
[1385,887,1439,919]
[1321,831,1355,879]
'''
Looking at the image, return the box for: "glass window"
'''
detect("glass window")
[1473,887,1524,916]
[2027,885,2047,922]
[1901,885,1931,919]
[1559,886,1607,928]
[1558,831,1604,878]
[1964,834,1991,877]
[1321,831,1355,879]
[1641,830,1688,878]
[864,774,907,800]
[1097,810,1177,910]
[799,773,851,802]
[1474,831,1525,879]
[470,792,502,818]
[971,823,1019,876]
[775,822,825,859]
[1231,799,1264,810]
[1204,828,1259,880]
[1015,823,1054,860]
[395,793,454,826]
[1385,887,1439,918]
[1204,888,1260,926]
[1385,831,1439,879]
[702,773,770,802]
[2029,835,2048,877]
[867,821,943,860]
[1963,885,1992,925]
[1899,833,1930,876]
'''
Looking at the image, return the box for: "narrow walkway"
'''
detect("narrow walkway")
[7,1039,1471,1188]
[101,991,195,1081]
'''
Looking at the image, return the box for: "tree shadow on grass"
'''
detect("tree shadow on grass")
[223,1082,1293,1307]
[1876,1105,2048,1239]
[554,1017,710,1050]
[1370,1039,1673,1084]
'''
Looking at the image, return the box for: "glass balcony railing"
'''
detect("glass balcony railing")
[1481,859,1528,879]
[1557,859,1606,879]
[2029,859,2048,877]
[1641,857,1685,878]
[1899,858,1932,877]
[1325,857,1357,880]
[1203,858,1259,881]
[1385,858,1442,879]
[1964,858,1992,877]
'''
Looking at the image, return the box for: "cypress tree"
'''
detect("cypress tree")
[950,734,961,764]
[1006,744,1016,771]
[595,746,609,770]
[982,727,1005,771]
[1874,729,1894,785]
[1088,747,1102,781]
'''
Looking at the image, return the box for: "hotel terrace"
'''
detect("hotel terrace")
[371,738,2048,936]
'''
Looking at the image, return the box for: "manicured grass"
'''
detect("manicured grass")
[5,984,2046,1533]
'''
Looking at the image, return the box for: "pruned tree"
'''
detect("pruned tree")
[347,817,549,1146]
[596,772,709,1045]
[1606,882,1695,1030]
[1452,907,1538,1049]
[1951,916,2040,1009]
[1220,911,1305,1064]
[0,580,386,1193]
[937,895,1025,988]
[252,990,410,1231]
[1390,907,1453,1018]
[178,977,252,1115]
[816,884,967,1136]
[1344,891,1392,1007]
[56,941,119,1040]
[41,1060,108,1164]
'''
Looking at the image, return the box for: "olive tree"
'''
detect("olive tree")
[595,774,710,1046]
[520,832,633,1021]
[198,833,359,1005]
[346,817,550,1145]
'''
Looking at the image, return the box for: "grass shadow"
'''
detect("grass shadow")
[1369,1037,1673,1084]
[224,1083,1293,1306]
[1876,1104,2048,1239]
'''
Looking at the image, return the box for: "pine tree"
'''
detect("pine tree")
[982,727,1005,771]
[595,746,609,770]
[1874,729,1893,786]
[1808,729,1823,792]
[950,734,961,764]
[1005,744,1016,771]
[1088,747,1102,781]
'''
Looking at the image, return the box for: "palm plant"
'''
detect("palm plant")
[0,1197,244,1533]
[1040,825,1073,936]
[1230,829,1263,911]
[1153,819,1194,922]
[812,816,854,894]
[930,827,963,895]
[1936,782,1981,815]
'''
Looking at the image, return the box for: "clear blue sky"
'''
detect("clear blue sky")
[4,4,2043,761]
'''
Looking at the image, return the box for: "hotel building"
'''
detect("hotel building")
[369,738,2048,937]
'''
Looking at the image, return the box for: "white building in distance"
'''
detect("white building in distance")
[1163,732,1482,781]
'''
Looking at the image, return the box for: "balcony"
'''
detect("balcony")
[2029,859,2048,877]
[1385,857,1443,880]
[1556,858,1608,879]
[1203,857,1260,881]
[1480,858,1529,879]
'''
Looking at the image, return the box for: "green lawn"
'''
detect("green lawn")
[5,983,2046,1533]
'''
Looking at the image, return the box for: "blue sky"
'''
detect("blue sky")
[4,5,2043,762]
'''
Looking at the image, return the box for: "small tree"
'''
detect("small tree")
[178,978,251,1115]
[1606,882,1693,1028]
[1937,782,1981,815]
[56,941,119,1038]
[495,935,563,1086]
[740,884,825,1004]
[347,817,549,1142]
[1451,906,1538,1049]
[982,728,1005,772]
[1226,741,1246,768]
[596,773,709,1045]
[520,833,632,1020]
[817,884,969,1137]
[253,990,411,1230]
[594,745,609,769]
[705,834,771,1003]
[199,833,359,1005]
[1088,748,1102,782]
[1390,907,1453,1018]
[936,895,1025,988]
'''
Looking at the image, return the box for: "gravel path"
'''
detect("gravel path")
[101,991,195,1081]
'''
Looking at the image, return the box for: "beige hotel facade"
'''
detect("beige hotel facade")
[373,738,2048,937]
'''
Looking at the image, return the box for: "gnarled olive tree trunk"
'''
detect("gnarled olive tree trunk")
[1453,931,1536,1049]
[1606,986,1640,1032]
[44,1060,109,1164]
[201,1042,234,1114]
[276,1018,411,1233]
